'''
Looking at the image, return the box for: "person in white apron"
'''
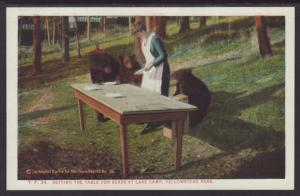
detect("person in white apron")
[133,20,171,134]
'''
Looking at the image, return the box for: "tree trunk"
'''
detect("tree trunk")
[153,16,167,38]
[101,16,106,32]
[32,16,42,73]
[62,16,70,63]
[176,16,180,27]
[52,20,56,45]
[255,16,272,57]
[43,20,47,42]
[46,16,51,46]
[145,16,154,32]
[75,16,82,58]
[87,16,91,40]
[199,16,206,29]
[18,17,23,46]
[128,16,132,34]
[179,16,190,33]
[99,19,102,32]
[59,18,63,46]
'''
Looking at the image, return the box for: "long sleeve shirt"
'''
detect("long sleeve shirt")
[150,35,168,67]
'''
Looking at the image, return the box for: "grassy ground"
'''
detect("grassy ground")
[18,17,285,179]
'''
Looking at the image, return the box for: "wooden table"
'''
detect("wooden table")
[71,83,197,177]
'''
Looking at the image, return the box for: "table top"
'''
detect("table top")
[71,83,197,115]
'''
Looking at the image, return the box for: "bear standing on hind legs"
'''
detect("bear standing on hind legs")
[90,46,121,83]
[89,45,121,122]
[172,68,211,128]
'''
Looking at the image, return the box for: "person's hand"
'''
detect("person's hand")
[143,61,154,71]
[134,68,145,75]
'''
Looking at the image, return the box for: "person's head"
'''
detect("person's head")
[133,18,149,65]
[133,20,146,35]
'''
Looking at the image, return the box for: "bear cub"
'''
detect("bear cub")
[172,68,211,128]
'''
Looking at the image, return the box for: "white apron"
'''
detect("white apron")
[141,33,164,94]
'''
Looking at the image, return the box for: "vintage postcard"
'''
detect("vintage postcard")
[6,6,295,190]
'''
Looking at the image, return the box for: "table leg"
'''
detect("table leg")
[175,120,184,170]
[119,123,129,177]
[77,98,85,131]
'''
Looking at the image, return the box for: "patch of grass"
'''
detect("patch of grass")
[188,31,285,152]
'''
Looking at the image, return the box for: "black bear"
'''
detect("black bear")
[89,46,121,121]
[119,55,143,86]
[90,47,121,83]
[172,68,211,128]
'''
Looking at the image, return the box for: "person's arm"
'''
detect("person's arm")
[151,36,167,67]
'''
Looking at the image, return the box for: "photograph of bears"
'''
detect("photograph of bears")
[18,15,285,180]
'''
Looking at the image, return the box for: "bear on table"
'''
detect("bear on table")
[119,55,143,86]
[172,68,211,128]
[89,46,121,122]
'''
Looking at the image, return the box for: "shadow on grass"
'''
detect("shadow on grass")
[190,82,285,152]
[146,152,229,177]
[19,57,92,90]
[19,104,76,125]
[176,82,286,178]
[230,148,285,179]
